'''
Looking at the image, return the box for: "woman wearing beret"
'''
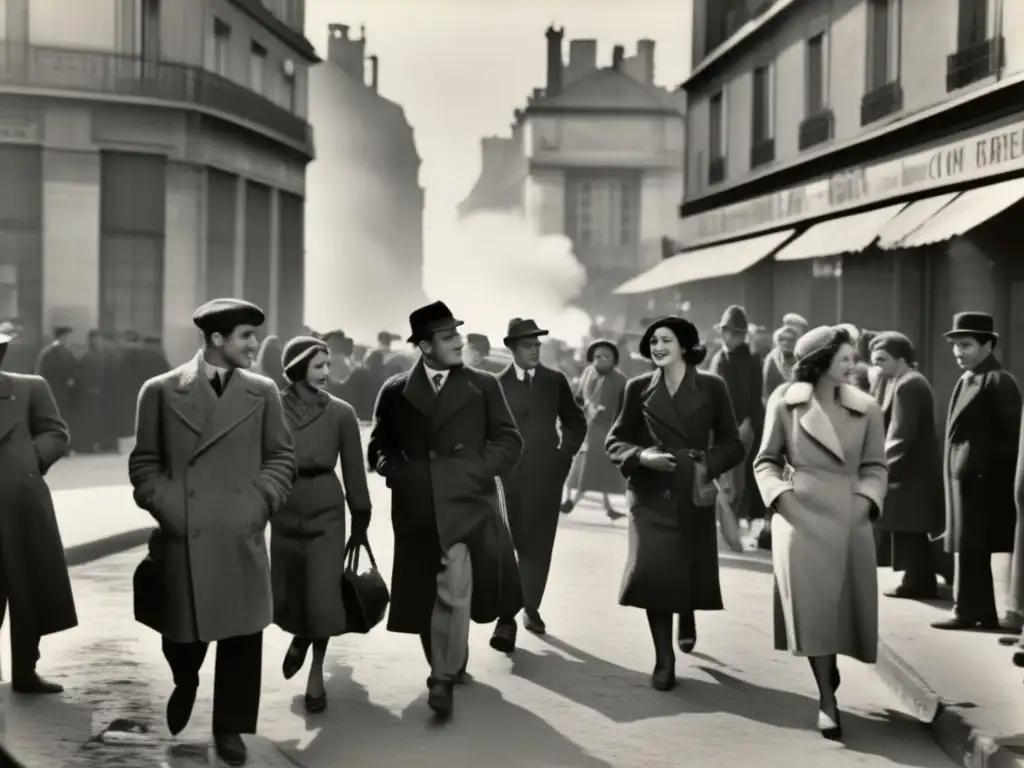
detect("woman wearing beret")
[605,317,745,691]
[272,336,372,713]
[754,325,888,740]
[563,339,627,520]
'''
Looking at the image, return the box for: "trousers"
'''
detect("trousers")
[429,543,473,684]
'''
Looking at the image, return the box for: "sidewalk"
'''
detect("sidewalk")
[52,485,155,568]
[718,546,1024,768]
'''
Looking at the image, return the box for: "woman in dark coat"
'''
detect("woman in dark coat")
[605,317,745,691]
[272,336,372,713]
[563,339,627,519]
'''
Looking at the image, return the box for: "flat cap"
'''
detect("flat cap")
[192,298,265,335]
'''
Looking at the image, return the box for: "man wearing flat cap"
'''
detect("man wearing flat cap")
[368,300,523,721]
[0,329,78,695]
[488,318,585,651]
[935,312,1021,633]
[128,298,295,765]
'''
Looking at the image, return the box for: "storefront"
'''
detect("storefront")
[616,114,1024,410]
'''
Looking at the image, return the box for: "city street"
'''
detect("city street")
[0,470,953,768]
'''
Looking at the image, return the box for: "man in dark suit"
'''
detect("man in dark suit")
[935,312,1021,632]
[367,301,523,720]
[869,332,943,599]
[489,318,586,652]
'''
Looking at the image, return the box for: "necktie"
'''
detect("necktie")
[432,373,443,393]
[211,374,223,397]
[524,372,533,389]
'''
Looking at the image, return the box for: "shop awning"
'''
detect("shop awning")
[876,193,960,249]
[613,229,794,295]
[773,203,907,262]
[897,177,1024,248]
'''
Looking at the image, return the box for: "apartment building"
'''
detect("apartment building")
[619,0,1024,408]
[0,0,317,367]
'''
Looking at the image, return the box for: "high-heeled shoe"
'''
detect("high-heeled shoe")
[304,693,327,714]
[817,706,843,740]
[651,666,677,692]
[282,640,311,680]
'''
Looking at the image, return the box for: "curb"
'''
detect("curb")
[719,550,1024,768]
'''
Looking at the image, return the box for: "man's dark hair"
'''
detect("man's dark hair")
[869,331,916,366]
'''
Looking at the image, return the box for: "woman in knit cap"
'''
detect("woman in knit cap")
[273,336,372,714]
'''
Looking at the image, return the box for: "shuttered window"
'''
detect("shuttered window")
[205,169,237,299]
[957,0,990,50]
[867,0,901,90]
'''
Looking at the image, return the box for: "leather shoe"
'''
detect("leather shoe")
[11,673,63,694]
[523,610,546,635]
[213,733,247,766]
[304,693,327,714]
[427,681,454,720]
[651,667,676,692]
[489,619,517,653]
[166,685,198,736]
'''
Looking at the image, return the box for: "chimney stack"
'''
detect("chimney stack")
[612,45,625,70]
[637,39,655,84]
[326,22,365,84]
[369,55,379,91]
[545,25,564,97]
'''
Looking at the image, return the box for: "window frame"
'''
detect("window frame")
[709,88,727,160]
[804,30,830,116]
[751,61,776,143]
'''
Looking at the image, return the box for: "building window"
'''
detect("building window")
[213,19,230,77]
[249,42,267,93]
[957,0,993,50]
[805,31,829,115]
[867,0,901,90]
[138,0,161,61]
[570,176,640,250]
[752,63,775,142]
[709,90,727,159]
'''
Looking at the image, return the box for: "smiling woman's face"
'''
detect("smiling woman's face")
[649,327,682,367]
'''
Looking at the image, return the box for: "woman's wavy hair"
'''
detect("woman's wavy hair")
[791,326,856,384]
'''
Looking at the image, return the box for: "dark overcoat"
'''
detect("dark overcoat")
[605,367,745,613]
[710,344,764,518]
[34,342,77,423]
[942,353,1021,554]
[497,364,586,606]
[0,373,78,637]
[272,387,371,638]
[877,371,943,534]
[367,362,524,634]
[128,353,296,643]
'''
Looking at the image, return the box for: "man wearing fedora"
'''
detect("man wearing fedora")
[463,333,504,374]
[368,300,523,720]
[709,305,764,531]
[935,311,1021,632]
[489,318,586,652]
[129,298,296,766]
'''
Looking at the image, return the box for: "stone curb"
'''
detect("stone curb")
[719,550,1024,768]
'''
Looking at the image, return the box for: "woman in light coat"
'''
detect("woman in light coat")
[754,325,887,741]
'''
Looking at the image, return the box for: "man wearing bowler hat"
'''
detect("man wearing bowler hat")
[368,300,523,720]
[935,311,1021,633]
[129,298,295,765]
[489,318,586,652]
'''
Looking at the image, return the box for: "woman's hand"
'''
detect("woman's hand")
[853,495,874,524]
[639,448,677,473]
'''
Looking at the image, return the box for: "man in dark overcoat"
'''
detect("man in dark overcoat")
[34,325,77,427]
[869,332,943,598]
[128,299,295,766]
[367,301,523,720]
[0,330,77,693]
[934,312,1021,632]
[489,318,585,652]
[709,305,763,526]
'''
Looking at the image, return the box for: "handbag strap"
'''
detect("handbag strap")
[344,536,378,571]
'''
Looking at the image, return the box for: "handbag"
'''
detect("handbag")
[341,536,390,634]
[133,529,165,633]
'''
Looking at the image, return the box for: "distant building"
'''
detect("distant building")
[305,24,425,341]
[458,27,685,328]
[0,0,317,367]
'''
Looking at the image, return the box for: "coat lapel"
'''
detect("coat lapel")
[193,372,263,459]
[948,355,998,428]
[281,386,329,431]
[433,366,477,430]
[402,361,436,418]
[786,383,845,463]
[641,367,707,442]
[167,353,214,435]
[0,374,18,446]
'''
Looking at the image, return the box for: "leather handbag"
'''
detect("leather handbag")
[133,530,165,633]
[341,537,390,634]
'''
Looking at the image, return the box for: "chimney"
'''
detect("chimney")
[545,25,564,96]
[637,39,655,84]
[480,137,506,177]
[326,22,365,83]
[369,55,379,91]
[568,39,597,74]
[612,45,625,70]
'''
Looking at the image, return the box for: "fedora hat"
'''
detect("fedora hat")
[715,305,749,333]
[944,311,998,339]
[503,318,548,347]
[407,301,463,343]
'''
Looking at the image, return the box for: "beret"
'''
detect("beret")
[638,316,702,360]
[192,298,265,334]
[281,336,329,382]
[793,325,856,362]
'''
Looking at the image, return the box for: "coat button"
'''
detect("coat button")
[429,450,437,459]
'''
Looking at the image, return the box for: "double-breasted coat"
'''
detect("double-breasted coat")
[942,353,1021,554]
[128,353,296,643]
[876,371,943,535]
[368,362,524,634]
[0,373,78,639]
[605,367,745,613]
[754,382,888,662]
[497,364,586,609]
[271,386,371,638]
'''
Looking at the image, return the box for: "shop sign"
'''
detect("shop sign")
[681,119,1024,245]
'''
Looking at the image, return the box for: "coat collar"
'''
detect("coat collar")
[947,352,1001,428]
[640,366,708,442]
[783,382,872,463]
[403,360,478,430]
[167,352,265,459]
[281,384,330,430]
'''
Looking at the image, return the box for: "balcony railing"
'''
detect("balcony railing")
[708,155,726,185]
[798,109,834,151]
[750,137,775,168]
[861,81,903,126]
[946,36,1004,92]
[0,43,312,152]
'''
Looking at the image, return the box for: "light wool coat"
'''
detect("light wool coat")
[754,381,888,663]
[129,353,296,643]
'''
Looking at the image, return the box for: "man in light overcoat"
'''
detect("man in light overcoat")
[129,298,295,767]
[0,330,77,693]
[489,318,585,652]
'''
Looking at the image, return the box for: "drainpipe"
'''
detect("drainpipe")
[996,0,1005,82]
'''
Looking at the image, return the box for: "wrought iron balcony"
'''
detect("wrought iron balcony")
[708,155,726,185]
[750,137,775,168]
[946,36,1004,92]
[798,109,833,151]
[861,81,903,126]
[0,43,313,154]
